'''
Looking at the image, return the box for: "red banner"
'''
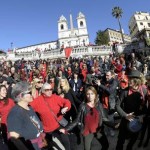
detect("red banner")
[64,47,73,58]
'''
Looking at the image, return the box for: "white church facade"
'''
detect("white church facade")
[15,12,89,53]
[58,12,89,48]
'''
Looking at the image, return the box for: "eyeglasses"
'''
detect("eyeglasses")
[44,89,53,92]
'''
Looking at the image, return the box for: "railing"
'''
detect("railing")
[116,41,146,53]
[4,46,112,61]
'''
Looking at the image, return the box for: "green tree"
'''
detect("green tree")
[95,30,109,45]
[112,6,125,43]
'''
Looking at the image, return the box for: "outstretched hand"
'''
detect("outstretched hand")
[125,112,135,121]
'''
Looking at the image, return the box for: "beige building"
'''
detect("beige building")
[129,11,150,38]
[104,28,131,45]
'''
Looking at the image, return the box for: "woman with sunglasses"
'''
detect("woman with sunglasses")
[31,78,43,99]
[0,84,15,148]
[30,82,71,150]
[7,81,44,150]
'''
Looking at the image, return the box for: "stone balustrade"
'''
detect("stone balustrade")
[2,45,112,61]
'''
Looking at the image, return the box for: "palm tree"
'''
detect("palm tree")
[112,6,125,43]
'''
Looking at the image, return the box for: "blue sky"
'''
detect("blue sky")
[0,0,150,51]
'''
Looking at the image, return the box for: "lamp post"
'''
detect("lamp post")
[11,42,13,50]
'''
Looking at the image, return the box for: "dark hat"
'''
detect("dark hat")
[127,70,141,78]
[127,118,142,133]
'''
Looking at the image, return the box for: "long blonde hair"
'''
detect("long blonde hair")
[31,78,41,98]
[57,78,70,94]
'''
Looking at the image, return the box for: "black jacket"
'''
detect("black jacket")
[65,101,114,133]
[99,78,118,111]
[116,87,147,118]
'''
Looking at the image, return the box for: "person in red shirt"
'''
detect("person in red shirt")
[114,59,123,74]
[118,70,129,89]
[30,82,71,150]
[40,66,47,82]
[0,85,15,144]
[60,86,114,150]
[80,63,88,82]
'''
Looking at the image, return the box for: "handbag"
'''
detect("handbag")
[43,97,68,127]
[39,132,48,148]
[127,117,142,133]
[58,117,68,127]
[30,118,48,148]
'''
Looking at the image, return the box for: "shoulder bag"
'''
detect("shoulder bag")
[29,116,48,148]
[43,97,68,127]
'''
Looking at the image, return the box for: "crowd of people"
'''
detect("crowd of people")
[0,50,150,150]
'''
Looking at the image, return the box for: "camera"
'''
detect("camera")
[91,74,103,84]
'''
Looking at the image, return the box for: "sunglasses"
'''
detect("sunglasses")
[22,91,32,96]
[44,89,53,92]
[37,81,43,84]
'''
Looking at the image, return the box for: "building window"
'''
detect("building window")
[146,16,148,20]
[80,21,84,27]
[60,24,64,30]
[140,22,143,25]
[148,23,150,27]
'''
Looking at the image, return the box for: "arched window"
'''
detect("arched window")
[60,24,64,30]
[80,21,84,27]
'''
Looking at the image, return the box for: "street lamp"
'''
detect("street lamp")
[11,42,13,50]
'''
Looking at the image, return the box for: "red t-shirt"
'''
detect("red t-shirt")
[0,98,15,125]
[83,105,100,136]
[81,69,88,82]
[30,94,71,132]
